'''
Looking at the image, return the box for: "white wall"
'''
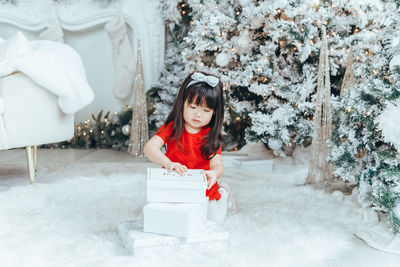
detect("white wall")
[0,0,164,122]
[64,28,123,122]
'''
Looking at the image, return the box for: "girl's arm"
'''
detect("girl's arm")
[205,154,224,189]
[144,135,187,174]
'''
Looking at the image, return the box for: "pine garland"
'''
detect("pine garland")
[44,105,138,150]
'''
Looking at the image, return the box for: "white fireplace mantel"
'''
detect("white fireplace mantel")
[0,0,165,121]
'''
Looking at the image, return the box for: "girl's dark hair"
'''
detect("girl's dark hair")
[163,71,224,160]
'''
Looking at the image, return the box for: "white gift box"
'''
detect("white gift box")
[232,158,273,172]
[143,202,205,238]
[201,196,208,223]
[118,220,229,256]
[147,168,207,203]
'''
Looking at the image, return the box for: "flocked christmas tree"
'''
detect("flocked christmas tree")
[330,5,400,234]
[153,0,400,152]
[240,0,400,154]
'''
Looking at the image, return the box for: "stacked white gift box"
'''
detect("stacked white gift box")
[143,168,209,238]
[117,168,230,256]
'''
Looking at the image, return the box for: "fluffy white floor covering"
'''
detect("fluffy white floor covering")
[355,223,400,255]
[0,162,394,267]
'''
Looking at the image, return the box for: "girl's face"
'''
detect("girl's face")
[183,98,214,133]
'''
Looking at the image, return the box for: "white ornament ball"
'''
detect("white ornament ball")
[216,53,230,67]
[268,138,283,151]
[0,97,4,115]
[389,54,400,71]
[122,124,131,136]
[238,0,252,7]
[332,190,344,202]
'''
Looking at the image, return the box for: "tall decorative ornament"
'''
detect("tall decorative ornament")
[306,27,334,187]
[127,40,149,157]
[340,49,355,96]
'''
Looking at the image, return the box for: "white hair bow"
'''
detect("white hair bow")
[186,72,219,88]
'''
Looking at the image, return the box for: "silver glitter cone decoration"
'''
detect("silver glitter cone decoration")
[127,40,149,157]
[340,48,355,96]
[306,27,334,187]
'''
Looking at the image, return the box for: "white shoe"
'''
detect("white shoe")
[219,182,238,212]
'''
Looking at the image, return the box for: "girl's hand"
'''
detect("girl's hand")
[164,162,187,175]
[205,170,218,189]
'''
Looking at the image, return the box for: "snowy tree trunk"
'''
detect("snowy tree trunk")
[306,27,334,187]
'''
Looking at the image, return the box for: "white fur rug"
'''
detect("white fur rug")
[0,162,385,267]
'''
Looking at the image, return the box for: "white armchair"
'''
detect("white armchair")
[0,72,74,183]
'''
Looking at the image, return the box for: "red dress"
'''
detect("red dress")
[155,122,222,200]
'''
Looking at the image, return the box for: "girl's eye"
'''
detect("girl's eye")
[204,109,211,112]
[189,105,196,109]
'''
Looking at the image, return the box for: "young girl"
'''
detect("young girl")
[144,71,237,223]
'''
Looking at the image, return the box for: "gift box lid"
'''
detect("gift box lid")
[147,168,207,190]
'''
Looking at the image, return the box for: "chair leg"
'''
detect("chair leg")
[25,146,35,184]
[33,145,38,171]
